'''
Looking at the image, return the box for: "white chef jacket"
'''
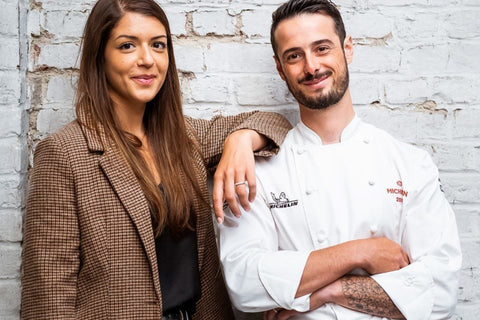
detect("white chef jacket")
[218,116,462,320]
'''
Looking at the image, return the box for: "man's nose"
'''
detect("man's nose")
[304,53,319,75]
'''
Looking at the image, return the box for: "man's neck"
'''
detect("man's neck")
[299,90,355,145]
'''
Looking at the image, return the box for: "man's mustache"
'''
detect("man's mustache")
[298,70,332,84]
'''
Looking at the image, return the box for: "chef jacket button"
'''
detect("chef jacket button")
[370,225,378,234]
[316,233,327,243]
[297,148,306,155]
[403,275,416,286]
[306,189,313,195]
[363,138,370,144]
[368,180,375,186]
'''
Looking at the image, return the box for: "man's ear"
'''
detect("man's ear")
[343,35,354,64]
[274,56,286,81]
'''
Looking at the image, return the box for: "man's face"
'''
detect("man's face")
[273,13,353,110]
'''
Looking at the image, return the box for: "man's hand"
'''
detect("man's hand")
[213,129,266,223]
[263,309,304,320]
[358,238,410,274]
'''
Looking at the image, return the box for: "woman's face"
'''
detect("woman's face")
[104,12,169,110]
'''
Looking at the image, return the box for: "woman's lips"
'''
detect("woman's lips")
[132,75,156,85]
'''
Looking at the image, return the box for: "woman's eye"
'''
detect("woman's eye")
[119,42,134,50]
[153,41,167,49]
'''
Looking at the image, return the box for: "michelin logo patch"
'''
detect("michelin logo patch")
[269,192,298,209]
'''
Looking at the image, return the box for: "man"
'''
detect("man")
[218,0,462,319]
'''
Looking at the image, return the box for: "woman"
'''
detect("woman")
[21,0,291,319]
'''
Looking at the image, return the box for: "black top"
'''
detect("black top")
[154,187,201,313]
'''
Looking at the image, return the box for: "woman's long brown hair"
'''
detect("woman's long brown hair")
[76,0,203,236]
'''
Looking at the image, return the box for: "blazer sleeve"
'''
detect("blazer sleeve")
[22,135,80,320]
[185,111,292,174]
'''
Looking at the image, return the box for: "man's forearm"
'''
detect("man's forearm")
[296,238,409,298]
[331,275,405,319]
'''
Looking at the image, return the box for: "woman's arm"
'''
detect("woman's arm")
[22,135,80,319]
[186,111,292,222]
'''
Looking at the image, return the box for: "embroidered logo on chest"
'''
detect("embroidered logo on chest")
[268,192,299,209]
[386,180,408,203]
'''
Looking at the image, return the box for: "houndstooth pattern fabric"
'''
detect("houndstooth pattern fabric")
[21,111,292,320]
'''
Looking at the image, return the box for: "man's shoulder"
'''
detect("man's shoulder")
[361,121,429,159]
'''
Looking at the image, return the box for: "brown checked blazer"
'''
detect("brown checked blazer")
[22,111,291,320]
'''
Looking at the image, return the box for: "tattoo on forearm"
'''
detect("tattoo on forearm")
[340,275,405,319]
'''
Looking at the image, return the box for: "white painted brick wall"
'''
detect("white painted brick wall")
[0,0,478,319]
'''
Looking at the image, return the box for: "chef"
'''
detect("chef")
[218,1,462,319]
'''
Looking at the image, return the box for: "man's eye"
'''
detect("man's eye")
[317,46,329,53]
[288,53,300,61]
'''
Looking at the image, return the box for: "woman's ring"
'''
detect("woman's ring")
[234,181,247,187]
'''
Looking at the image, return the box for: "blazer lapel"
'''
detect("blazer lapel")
[79,118,162,304]
[98,148,162,303]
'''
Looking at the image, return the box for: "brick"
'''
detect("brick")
[40,0,97,11]
[27,9,41,37]
[349,45,401,74]
[349,75,382,105]
[204,43,276,73]
[0,138,23,174]
[241,8,274,38]
[0,280,21,314]
[343,11,393,39]
[0,71,21,105]
[0,38,19,69]
[446,10,480,39]
[454,205,480,239]
[441,173,480,205]
[402,44,449,76]
[393,12,444,42]
[163,7,187,36]
[233,74,294,106]
[43,10,88,39]
[173,44,204,73]
[0,243,21,279]
[36,108,75,135]
[447,41,480,74]
[189,74,230,103]
[36,43,80,70]
[45,75,77,105]
[430,143,480,173]
[451,108,480,139]
[0,210,22,242]
[0,174,23,209]
[192,10,236,36]
[0,107,23,137]
[431,76,480,104]
[0,2,19,36]
[458,241,480,298]
[384,78,431,105]
[356,107,453,143]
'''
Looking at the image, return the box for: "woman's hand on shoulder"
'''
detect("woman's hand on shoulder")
[213,129,266,223]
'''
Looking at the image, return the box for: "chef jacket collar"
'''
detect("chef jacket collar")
[296,115,361,145]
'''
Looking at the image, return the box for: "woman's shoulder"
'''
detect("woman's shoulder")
[35,120,88,155]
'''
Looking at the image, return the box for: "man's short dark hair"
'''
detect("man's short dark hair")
[270,0,346,58]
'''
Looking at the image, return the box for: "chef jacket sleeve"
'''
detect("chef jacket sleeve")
[218,180,311,313]
[371,151,462,320]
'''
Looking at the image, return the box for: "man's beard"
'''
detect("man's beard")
[285,61,349,110]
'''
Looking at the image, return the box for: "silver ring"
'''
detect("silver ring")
[234,181,247,187]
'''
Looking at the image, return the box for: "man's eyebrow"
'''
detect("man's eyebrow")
[281,39,335,60]
[114,34,167,41]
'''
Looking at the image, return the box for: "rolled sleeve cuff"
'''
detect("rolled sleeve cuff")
[371,262,434,320]
[258,250,311,312]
